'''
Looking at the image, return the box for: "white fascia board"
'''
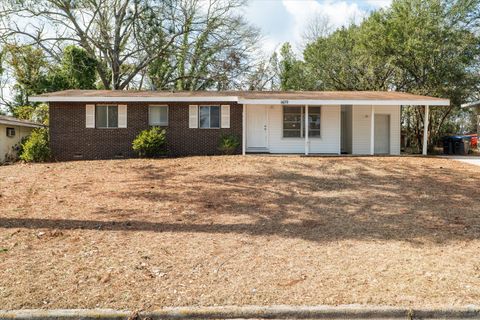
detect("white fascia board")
[30,95,450,106]
[29,96,239,103]
[239,99,450,106]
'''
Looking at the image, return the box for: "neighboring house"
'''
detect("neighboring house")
[0,115,43,163]
[30,90,449,160]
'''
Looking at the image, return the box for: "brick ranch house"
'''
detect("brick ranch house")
[30,90,449,161]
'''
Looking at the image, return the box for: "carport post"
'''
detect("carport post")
[370,105,375,155]
[242,104,246,155]
[423,105,429,155]
[305,105,309,155]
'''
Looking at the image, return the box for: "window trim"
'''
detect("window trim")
[198,105,221,129]
[282,105,321,139]
[148,105,169,126]
[6,127,15,137]
[95,104,119,129]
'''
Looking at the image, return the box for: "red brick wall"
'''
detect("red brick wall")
[49,102,243,160]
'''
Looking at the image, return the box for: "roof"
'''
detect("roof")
[0,115,43,128]
[30,89,450,106]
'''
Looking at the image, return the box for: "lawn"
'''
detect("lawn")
[1,156,480,310]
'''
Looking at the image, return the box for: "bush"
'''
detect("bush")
[132,127,167,157]
[20,128,50,162]
[218,134,240,155]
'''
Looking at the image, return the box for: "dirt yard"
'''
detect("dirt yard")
[1,156,480,310]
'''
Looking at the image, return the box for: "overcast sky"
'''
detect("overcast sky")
[242,0,392,54]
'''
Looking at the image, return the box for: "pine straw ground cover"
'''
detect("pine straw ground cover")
[1,156,480,310]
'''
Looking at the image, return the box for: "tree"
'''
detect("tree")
[58,45,97,89]
[303,18,395,91]
[146,0,260,91]
[3,44,96,121]
[4,44,97,101]
[383,0,480,148]
[301,0,480,150]
[4,45,49,106]
[278,43,309,91]
[0,0,260,91]
[302,14,332,45]
[0,0,186,90]
[246,52,280,91]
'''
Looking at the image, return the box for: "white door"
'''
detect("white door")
[247,105,268,149]
[374,114,390,154]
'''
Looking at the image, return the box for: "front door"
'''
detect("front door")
[374,114,390,154]
[247,105,267,150]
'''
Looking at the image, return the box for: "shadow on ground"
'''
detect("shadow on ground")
[1,157,479,244]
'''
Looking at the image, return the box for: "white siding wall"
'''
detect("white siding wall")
[352,105,401,155]
[266,105,340,154]
[376,105,401,155]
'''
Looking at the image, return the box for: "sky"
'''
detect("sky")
[242,0,392,55]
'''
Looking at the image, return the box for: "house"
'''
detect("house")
[0,115,43,163]
[30,90,449,160]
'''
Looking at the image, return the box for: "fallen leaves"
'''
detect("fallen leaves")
[1,156,480,309]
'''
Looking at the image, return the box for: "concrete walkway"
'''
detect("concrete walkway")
[439,155,480,167]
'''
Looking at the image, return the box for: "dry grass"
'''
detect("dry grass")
[1,156,480,310]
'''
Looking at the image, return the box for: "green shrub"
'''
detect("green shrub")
[20,128,50,162]
[218,134,240,155]
[132,127,167,157]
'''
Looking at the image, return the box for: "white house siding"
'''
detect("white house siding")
[0,124,35,162]
[266,104,341,154]
[352,105,401,155]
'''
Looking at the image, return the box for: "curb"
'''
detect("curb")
[1,305,480,320]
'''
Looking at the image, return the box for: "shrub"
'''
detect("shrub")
[218,134,240,155]
[132,127,167,157]
[20,128,50,162]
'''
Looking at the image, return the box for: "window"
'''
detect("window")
[199,106,220,128]
[96,105,118,128]
[6,127,15,137]
[149,105,168,126]
[283,106,321,138]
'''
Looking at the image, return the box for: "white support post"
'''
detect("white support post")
[370,105,375,155]
[423,105,429,156]
[242,104,246,155]
[305,105,309,155]
[338,105,342,155]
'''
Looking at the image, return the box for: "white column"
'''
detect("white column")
[338,105,342,155]
[370,105,375,155]
[304,105,309,155]
[242,104,246,155]
[423,105,429,155]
